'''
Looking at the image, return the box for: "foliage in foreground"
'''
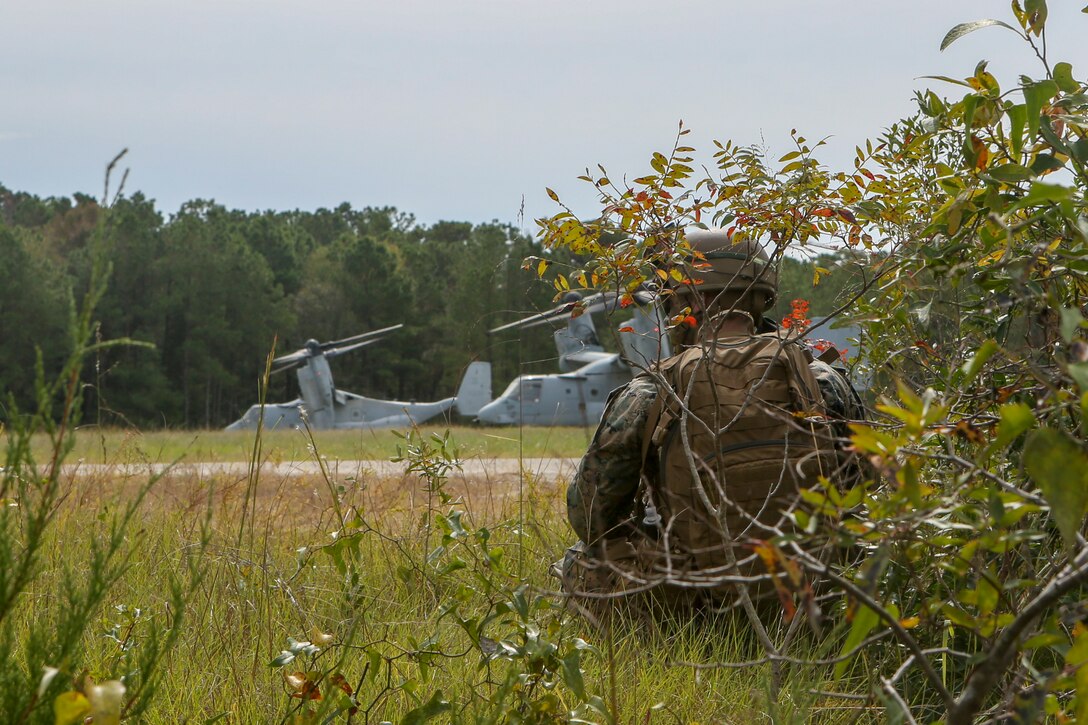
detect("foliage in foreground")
[1,172,206,722]
[10,434,882,723]
[535,3,1088,722]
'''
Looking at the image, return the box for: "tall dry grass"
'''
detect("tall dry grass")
[11,439,880,723]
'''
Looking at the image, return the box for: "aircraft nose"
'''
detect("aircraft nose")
[476,400,512,425]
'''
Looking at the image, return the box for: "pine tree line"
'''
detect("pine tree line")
[0,185,847,429]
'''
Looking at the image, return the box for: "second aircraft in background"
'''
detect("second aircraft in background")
[477,290,670,427]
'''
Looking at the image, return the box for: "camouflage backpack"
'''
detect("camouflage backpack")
[637,332,843,593]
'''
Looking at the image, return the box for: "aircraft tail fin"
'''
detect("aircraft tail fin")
[455,361,492,416]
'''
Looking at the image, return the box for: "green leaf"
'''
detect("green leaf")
[995,402,1035,449]
[963,94,979,135]
[269,651,295,667]
[940,19,1021,51]
[1039,117,1070,154]
[1024,79,1059,141]
[561,651,587,699]
[962,340,999,384]
[1029,153,1066,175]
[835,603,881,678]
[1066,629,1088,721]
[1007,104,1027,156]
[1054,62,1080,93]
[1023,428,1088,548]
[401,690,451,725]
[985,163,1034,183]
[1009,181,1075,213]
[1069,363,1088,392]
[1072,137,1088,166]
[1061,307,1086,343]
[976,575,999,616]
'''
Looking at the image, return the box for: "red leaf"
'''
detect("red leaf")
[971,136,990,170]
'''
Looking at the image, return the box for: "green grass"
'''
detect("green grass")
[13,437,879,723]
[38,425,594,464]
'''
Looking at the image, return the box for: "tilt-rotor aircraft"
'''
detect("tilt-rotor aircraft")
[226,324,492,431]
[477,290,670,426]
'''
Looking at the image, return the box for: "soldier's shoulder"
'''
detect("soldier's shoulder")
[809,359,863,418]
[599,376,659,432]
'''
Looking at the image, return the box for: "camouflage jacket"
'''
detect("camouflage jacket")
[566,345,865,545]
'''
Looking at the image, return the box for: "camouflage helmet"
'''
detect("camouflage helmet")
[679,227,777,310]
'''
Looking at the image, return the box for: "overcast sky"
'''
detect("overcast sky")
[2,1,1085,230]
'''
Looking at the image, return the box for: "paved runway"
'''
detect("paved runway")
[60,457,580,483]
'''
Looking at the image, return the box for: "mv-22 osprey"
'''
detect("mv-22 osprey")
[476,290,671,426]
[226,324,491,431]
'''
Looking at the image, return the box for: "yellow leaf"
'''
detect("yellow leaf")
[310,627,335,646]
[899,616,921,629]
[536,259,550,277]
[54,691,91,725]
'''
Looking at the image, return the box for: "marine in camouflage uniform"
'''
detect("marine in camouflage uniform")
[561,341,866,605]
[566,353,864,550]
[558,228,866,612]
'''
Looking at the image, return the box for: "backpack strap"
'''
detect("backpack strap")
[640,387,667,470]
[636,353,692,527]
[773,336,826,413]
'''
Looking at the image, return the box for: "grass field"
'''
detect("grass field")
[9,428,879,723]
[36,425,594,464]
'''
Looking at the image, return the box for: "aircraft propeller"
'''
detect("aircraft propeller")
[488,289,657,334]
[270,324,405,374]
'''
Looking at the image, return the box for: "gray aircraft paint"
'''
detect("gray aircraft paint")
[226,325,491,431]
[477,291,670,427]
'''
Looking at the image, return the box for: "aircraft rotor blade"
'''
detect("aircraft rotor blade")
[271,348,308,369]
[489,292,621,333]
[489,302,579,333]
[321,323,404,351]
[324,338,381,359]
[270,357,304,375]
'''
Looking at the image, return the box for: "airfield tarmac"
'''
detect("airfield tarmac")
[59,457,580,490]
[55,457,580,521]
